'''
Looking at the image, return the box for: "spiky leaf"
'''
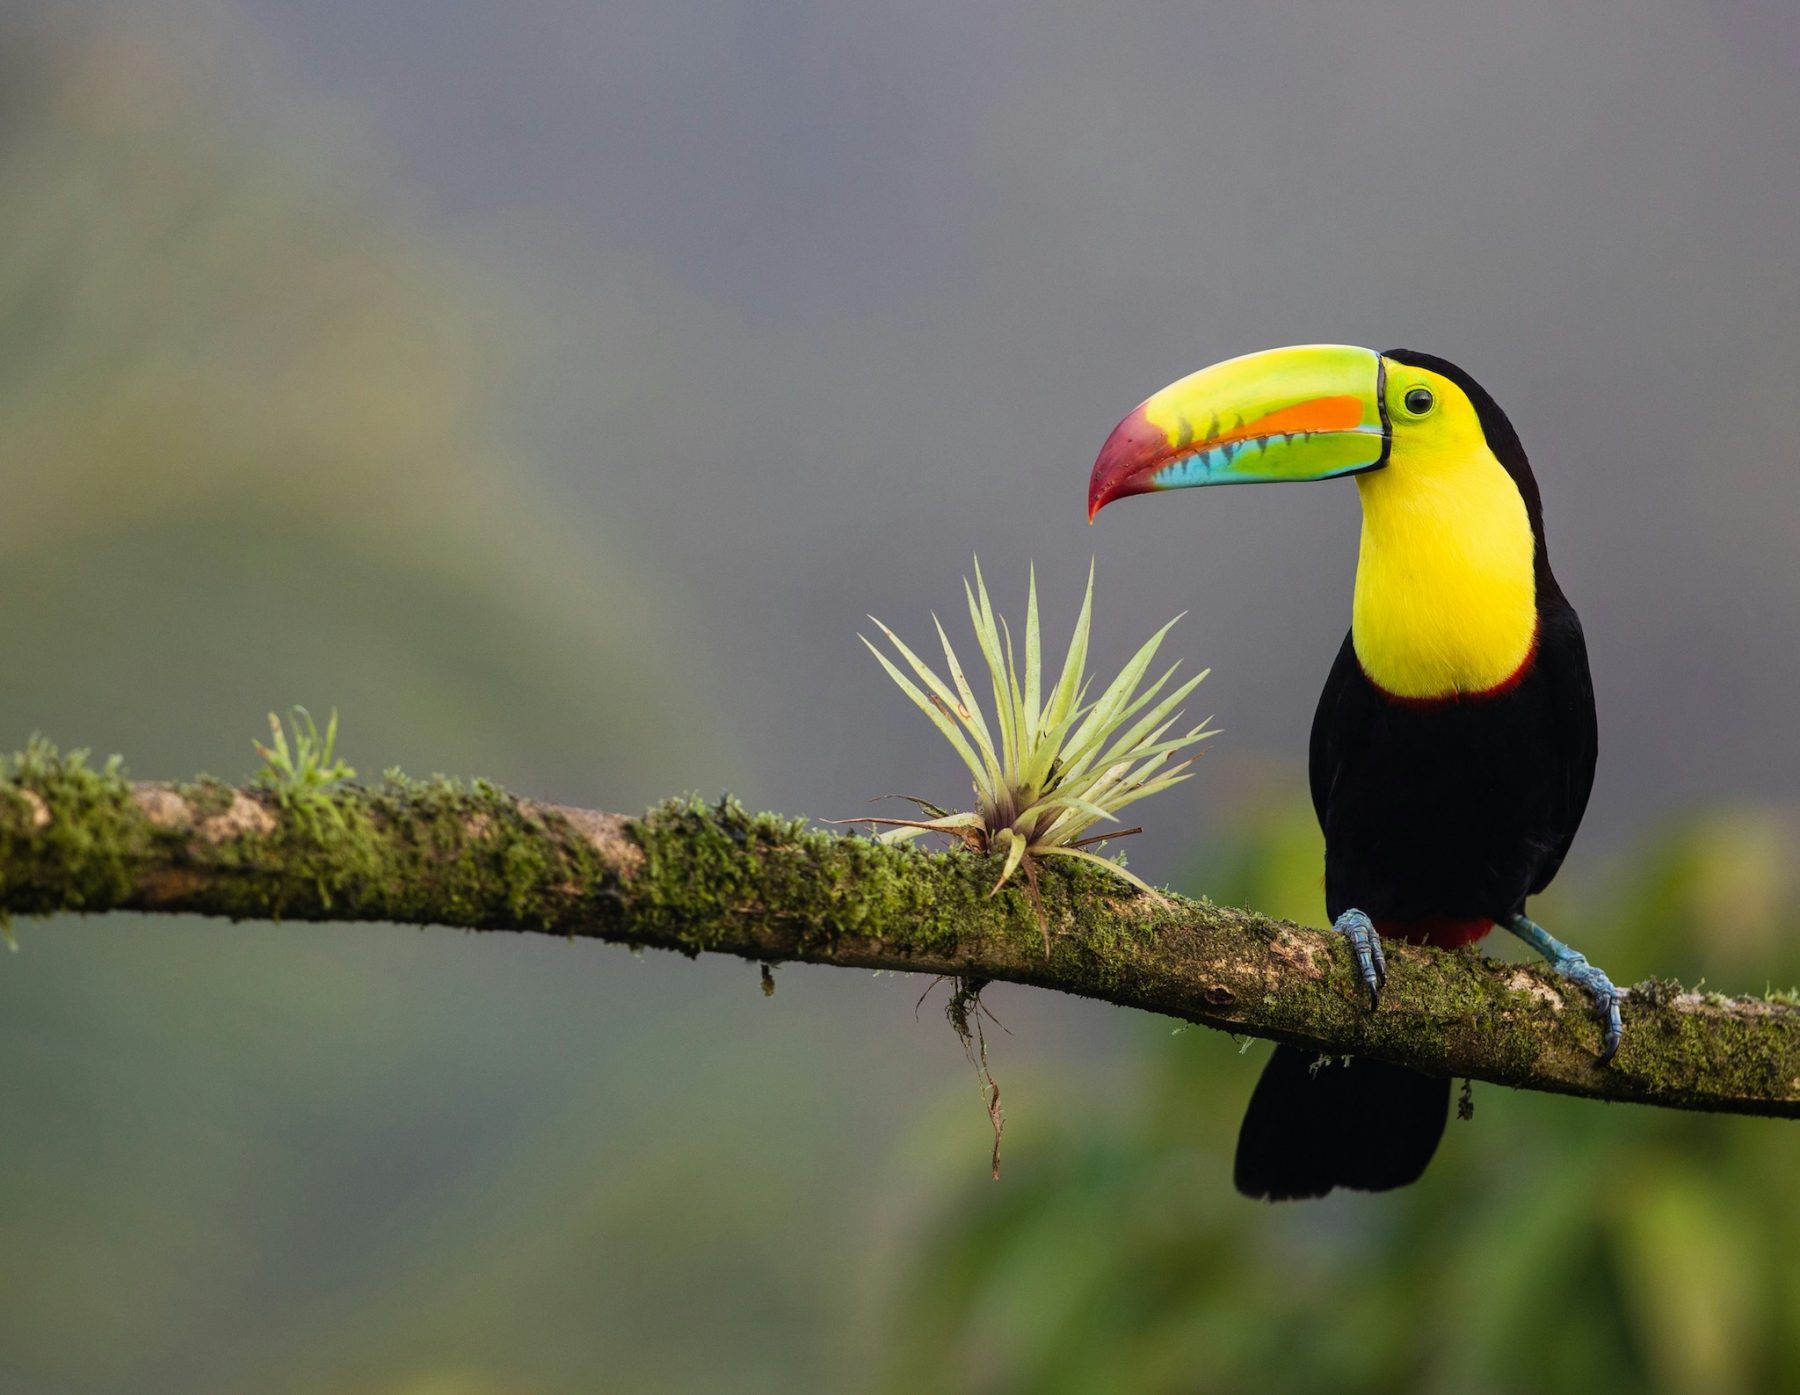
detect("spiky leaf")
[862,560,1214,920]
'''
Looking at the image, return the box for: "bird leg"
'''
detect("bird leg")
[1503,913,1623,1064]
[1331,908,1387,1010]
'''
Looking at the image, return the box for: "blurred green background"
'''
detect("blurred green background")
[3,4,1798,1392]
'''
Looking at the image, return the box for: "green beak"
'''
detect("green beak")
[1088,344,1390,519]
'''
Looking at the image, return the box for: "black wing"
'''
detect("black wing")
[1308,630,1360,833]
[1528,600,1598,895]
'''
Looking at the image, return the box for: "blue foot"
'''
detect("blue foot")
[1505,913,1623,1064]
[1332,908,1387,1011]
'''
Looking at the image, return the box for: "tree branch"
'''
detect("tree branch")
[2,747,1796,1117]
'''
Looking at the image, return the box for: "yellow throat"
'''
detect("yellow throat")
[1350,425,1539,701]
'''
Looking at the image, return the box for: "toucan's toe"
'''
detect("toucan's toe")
[1332,908,1387,1011]
[1503,914,1623,1066]
[1561,959,1623,1064]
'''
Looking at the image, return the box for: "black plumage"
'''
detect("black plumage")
[1233,352,1598,1201]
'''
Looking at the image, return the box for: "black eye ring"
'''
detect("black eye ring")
[1403,386,1435,416]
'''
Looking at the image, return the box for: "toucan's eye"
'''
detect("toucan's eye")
[1403,386,1435,416]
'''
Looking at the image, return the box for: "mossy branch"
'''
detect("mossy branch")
[2,744,1797,1118]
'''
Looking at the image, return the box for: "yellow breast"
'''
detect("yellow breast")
[1351,443,1539,701]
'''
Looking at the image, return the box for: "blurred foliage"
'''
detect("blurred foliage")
[0,13,712,794]
[880,797,1800,1395]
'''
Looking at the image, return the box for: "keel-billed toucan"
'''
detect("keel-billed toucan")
[1088,345,1620,1200]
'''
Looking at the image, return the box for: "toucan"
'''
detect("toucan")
[1087,345,1620,1200]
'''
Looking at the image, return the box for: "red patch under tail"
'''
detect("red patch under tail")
[1377,915,1494,950]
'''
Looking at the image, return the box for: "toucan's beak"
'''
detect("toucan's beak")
[1087,344,1390,521]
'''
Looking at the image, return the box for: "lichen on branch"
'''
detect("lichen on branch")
[1,739,1797,1119]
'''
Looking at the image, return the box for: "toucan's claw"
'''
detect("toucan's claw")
[1332,908,1387,1011]
[1505,913,1623,1065]
[1560,957,1623,1064]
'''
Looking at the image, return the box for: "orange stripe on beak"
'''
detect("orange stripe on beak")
[1202,395,1366,451]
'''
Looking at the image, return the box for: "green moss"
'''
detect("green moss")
[322,774,603,932]
[0,739,141,914]
[44,762,613,934]
[174,777,239,818]
[1633,976,1687,1008]
[1048,871,1170,989]
[625,797,1064,963]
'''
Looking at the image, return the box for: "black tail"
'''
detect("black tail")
[1233,1046,1449,1201]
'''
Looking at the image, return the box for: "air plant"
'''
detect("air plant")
[858,560,1214,925]
[252,706,356,832]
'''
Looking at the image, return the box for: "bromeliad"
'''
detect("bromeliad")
[858,561,1214,941]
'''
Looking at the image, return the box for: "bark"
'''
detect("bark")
[1,748,1795,1117]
